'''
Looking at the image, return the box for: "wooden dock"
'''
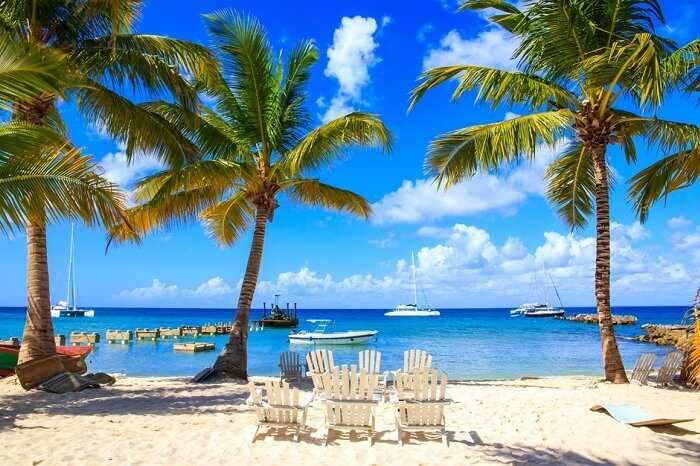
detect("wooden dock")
[135,329,159,341]
[106,330,133,344]
[70,332,100,345]
[159,327,182,339]
[173,343,215,352]
[181,326,201,337]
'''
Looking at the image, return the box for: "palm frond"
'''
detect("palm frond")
[628,149,700,221]
[282,112,392,174]
[545,143,595,228]
[76,34,218,110]
[0,35,65,109]
[141,100,242,160]
[284,178,371,219]
[203,9,277,156]
[0,121,65,157]
[410,65,577,111]
[427,109,574,186]
[200,192,254,245]
[0,144,125,234]
[74,81,199,166]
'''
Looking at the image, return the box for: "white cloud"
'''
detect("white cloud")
[117,221,698,307]
[371,139,568,225]
[194,276,234,297]
[120,276,236,301]
[667,216,692,229]
[417,23,435,43]
[369,233,397,248]
[321,16,381,122]
[120,279,180,300]
[423,28,519,71]
[671,227,700,252]
[99,144,162,190]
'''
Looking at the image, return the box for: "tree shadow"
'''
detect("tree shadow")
[0,378,250,431]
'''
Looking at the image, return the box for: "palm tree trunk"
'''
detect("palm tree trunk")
[592,147,628,383]
[213,207,268,380]
[18,221,56,363]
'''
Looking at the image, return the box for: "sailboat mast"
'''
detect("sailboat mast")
[547,271,564,309]
[411,251,418,306]
[66,223,75,308]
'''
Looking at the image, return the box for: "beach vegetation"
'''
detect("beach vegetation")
[108,10,393,379]
[409,0,700,383]
[1,0,216,363]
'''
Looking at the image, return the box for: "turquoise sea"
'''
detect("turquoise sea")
[0,306,685,379]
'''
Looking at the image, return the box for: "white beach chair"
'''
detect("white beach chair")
[321,368,379,446]
[400,349,433,372]
[247,380,310,443]
[630,352,656,385]
[656,351,684,386]
[306,349,335,375]
[394,367,445,400]
[395,369,450,446]
[278,351,303,382]
[358,349,388,388]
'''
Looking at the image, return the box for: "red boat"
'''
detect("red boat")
[0,344,92,377]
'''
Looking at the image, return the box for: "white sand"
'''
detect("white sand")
[1,375,698,465]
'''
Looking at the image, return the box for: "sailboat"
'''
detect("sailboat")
[510,269,565,318]
[50,224,95,318]
[384,251,440,317]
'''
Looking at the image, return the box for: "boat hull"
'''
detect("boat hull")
[51,308,95,318]
[0,344,92,377]
[384,310,440,317]
[524,310,565,317]
[288,330,378,345]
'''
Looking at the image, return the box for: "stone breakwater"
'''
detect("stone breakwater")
[555,314,638,325]
[633,324,693,348]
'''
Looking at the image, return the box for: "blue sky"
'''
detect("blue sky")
[2,0,699,309]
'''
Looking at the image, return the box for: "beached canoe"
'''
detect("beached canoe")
[0,344,92,377]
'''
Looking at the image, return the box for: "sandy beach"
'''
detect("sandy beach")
[1,375,698,465]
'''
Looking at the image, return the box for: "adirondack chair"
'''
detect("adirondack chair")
[399,349,432,373]
[247,380,310,443]
[630,352,656,385]
[278,351,303,382]
[395,369,450,446]
[394,368,444,400]
[306,349,335,375]
[656,351,684,386]
[321,367,380,446]
[358,349,388,389]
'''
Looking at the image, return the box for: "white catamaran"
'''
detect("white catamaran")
[288,319,378,345]
[385,252,440,317]
[510,269,565,318]
[51,224,95,318]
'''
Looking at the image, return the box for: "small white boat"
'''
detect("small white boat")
[385,252,440,317]
[385,304,440,317]
[515,303,565,318]
[288,320,378,345]
[51,224,95,318]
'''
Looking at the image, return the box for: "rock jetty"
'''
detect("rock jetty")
[634,324,693,347]
[556,314,638,325]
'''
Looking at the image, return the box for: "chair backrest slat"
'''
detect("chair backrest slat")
[630,352,656,385]
[403,349,432,372]
[306,349,335,374]
[358,349,382,374]
[657,351,684,385]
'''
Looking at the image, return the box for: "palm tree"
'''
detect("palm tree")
[410,0,700,382]
[0,36,126,362]
[110,11,392,379]
[1,1,215,362]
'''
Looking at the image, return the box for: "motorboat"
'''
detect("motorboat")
[288,320,378,345]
